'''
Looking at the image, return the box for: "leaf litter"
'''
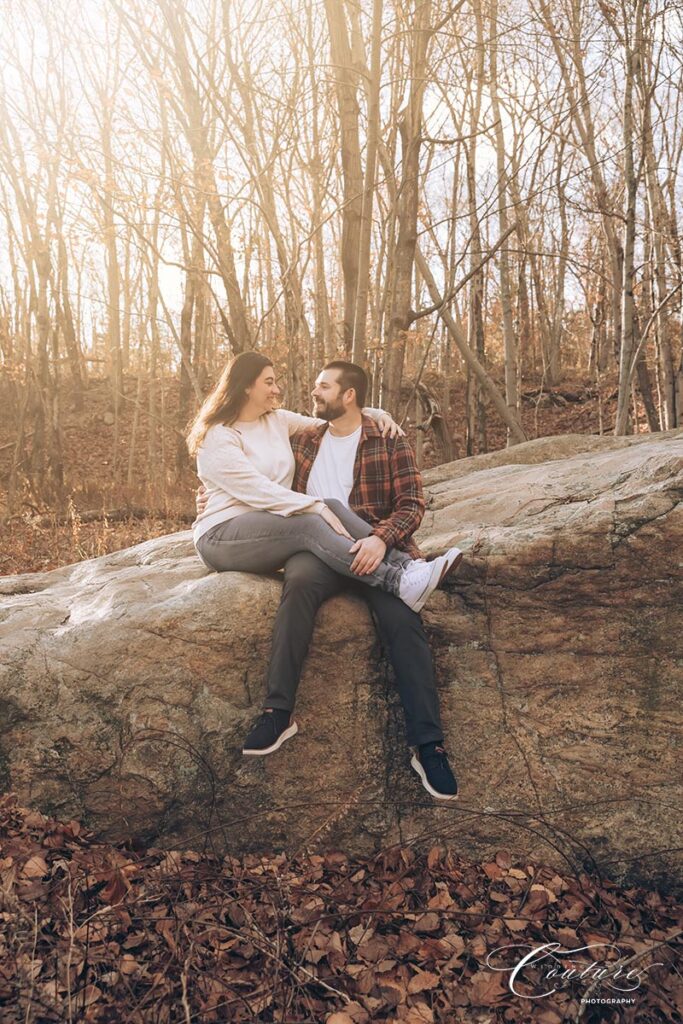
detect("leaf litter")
[0,795,680,1023]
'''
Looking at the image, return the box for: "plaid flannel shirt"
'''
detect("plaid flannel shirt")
[290,415,424,557]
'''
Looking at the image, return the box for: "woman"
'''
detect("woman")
[186,352,461,613]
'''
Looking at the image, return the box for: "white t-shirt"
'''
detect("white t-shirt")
[306,425,361,506]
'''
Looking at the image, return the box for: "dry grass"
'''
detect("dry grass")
[0,511,192,576]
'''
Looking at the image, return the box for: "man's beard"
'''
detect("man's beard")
[313,398,345,421]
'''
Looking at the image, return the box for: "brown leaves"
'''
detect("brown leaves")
[407,969,440,994]
[0,795,680,1024]
[469,969,509,1007]
[20,854,49,878]
[413,912,441,934]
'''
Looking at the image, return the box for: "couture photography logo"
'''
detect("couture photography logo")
[484,941,663,1006]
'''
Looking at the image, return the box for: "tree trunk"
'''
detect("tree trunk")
[156,0,252,352]
[489,0,520,442]
[638,19,676,429]
[101,107,123,445]
[615,1,644,435]
[352,0,383,364]
[383,0,433,411]
[415,246,527,444]
[324,0,363,353]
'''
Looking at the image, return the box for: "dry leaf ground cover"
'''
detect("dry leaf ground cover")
[0,796,679,1023]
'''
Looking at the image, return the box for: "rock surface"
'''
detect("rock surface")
[1,432,681,885]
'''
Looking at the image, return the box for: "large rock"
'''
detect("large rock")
[1,432,681,886]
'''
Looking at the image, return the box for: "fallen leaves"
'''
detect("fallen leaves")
[21,854,49,879]
[407,969,440,993]
[0,793,679,1023]
[469,969,509,1007]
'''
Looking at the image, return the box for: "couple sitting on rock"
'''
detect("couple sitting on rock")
[187,351,462,800]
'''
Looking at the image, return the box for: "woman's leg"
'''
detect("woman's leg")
[196,509,405,594]
[322,498,413,567]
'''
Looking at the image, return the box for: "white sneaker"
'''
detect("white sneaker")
[397,547,463,613]
[438,546,464,585]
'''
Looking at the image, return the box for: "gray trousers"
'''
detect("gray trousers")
[195,499,409,594]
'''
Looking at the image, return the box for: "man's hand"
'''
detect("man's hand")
[196,483,208,516]
[349,535,387,575]
[377,412,406,438]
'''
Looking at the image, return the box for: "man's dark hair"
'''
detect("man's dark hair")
[323,360,368,407]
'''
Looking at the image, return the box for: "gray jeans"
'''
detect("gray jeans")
[195,499,412,595]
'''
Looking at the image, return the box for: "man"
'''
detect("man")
[198,361,460,800]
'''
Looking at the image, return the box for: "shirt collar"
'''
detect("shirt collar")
[314,413,380,442]
[359,414,382,440]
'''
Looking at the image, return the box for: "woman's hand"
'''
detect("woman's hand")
[319,504,353,540]
[377,412,405,438]
[196,483,208,515]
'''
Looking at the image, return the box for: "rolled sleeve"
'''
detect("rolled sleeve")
[370,437,425,549]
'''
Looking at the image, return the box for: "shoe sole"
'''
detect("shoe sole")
[437,549,463,586]
[410,754,459,801]
[410,547,463,613]
[242,720,298,756]
[408,558,445,613]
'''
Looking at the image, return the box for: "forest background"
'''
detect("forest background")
[0,0,681,574]
[1,7,681,1020]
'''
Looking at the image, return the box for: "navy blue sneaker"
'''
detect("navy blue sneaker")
[411,742,458,800]
[242,709,298,756]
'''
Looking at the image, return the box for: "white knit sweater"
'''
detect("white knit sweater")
[193,409,330,543]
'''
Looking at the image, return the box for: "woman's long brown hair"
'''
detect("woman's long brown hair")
[186,351,273,456]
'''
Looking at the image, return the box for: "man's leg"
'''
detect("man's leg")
[362,588,458,799]
[264,552,344,712]
[363,587,444,747]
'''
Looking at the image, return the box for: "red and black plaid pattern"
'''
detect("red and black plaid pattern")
[290,415,424,556]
